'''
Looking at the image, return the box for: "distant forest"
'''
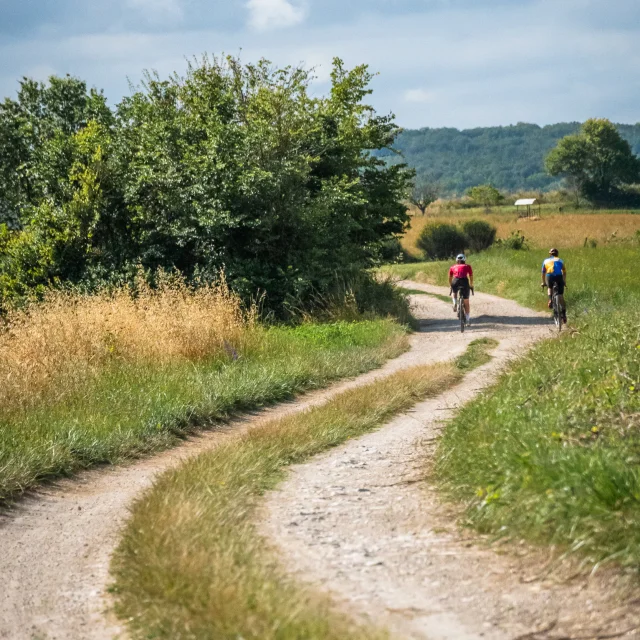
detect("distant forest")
[383,122,640,194]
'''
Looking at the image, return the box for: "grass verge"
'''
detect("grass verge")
[455,338,499,372]
[0,319,407,504]
[111,348,490,639]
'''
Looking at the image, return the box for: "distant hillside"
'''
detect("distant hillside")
[383,122,640,195]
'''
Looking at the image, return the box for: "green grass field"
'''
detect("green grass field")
[0,320,407,504]
[387,245,640,570]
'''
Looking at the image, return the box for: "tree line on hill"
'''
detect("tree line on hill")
[0,57,412,314]
[384,121,640,195]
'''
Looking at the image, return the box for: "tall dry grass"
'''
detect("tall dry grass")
[0,274,256,414]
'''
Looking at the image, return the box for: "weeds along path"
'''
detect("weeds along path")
[0,282,533,640]
[262,283,639,640]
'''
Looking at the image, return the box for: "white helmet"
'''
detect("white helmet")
[456,254,466,262]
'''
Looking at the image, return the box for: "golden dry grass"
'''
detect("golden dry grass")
[0,274,255,413]
[402,208,640,258]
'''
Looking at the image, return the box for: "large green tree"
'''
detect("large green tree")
[0,58,413,312]
[545,118,640,204]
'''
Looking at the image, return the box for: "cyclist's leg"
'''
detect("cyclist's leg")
[555,277,566,312]
[451,278,459,311]
[462,280,471,319]
[545,274,555,308]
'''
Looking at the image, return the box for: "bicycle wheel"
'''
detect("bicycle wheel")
[458,292,465,333]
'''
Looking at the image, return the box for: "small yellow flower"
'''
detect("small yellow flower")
[591,426,600,434]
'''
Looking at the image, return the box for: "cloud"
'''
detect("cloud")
[2,0,640,129]
[246,0,307,31]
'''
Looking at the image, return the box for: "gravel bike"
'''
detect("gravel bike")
[454,286,473,333]
[542,281,564,332]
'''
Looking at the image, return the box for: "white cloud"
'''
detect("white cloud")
[246,0,307,32]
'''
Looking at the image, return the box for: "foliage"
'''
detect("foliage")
[467,184,503,208]
[461,220,497,252]
[495,230,528,250]
[410,177,440,214]
[416,222,467,260]
[379,121,640,195]
[545,118,640,205]
[0,58,412,314]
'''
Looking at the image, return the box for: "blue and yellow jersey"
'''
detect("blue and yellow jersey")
[542,257,564,277]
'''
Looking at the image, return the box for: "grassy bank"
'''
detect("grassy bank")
[112,343,497,639]
[437,306,640,569]
[0,280,408,504]
[387,245,640,570]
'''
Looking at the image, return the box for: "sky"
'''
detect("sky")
[1,0,639,129]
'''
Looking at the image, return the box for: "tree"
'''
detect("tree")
[0,58,413,314]
[409,178,439,215]
[467,184,503,209]
[545,118,640,204]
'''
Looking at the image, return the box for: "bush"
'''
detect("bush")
[462,220,497,252]
[416,223,468,260]
[496,231,528,250]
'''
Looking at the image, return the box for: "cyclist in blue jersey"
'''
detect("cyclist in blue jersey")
[541,248,567,323]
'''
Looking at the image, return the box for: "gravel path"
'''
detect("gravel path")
[262,283,640,640]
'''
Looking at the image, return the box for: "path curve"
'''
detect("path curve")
[262,283,640,640]
[0,281,544,640]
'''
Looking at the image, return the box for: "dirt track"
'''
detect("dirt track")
[2,283,637,639]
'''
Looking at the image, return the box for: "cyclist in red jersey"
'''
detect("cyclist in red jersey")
[449,254,474,324]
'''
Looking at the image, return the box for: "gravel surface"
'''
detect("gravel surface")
[262,283,640,640]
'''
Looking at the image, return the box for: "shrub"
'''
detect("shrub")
[378,237,404,263]
[462,220,497,252]
[417,223,468,260]
[496,231,529,250]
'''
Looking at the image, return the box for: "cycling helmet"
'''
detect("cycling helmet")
[456,254,466,262]
[549,248,559,256]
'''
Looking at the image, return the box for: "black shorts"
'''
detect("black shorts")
[545,274,565,295]
[451,277,470,300]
